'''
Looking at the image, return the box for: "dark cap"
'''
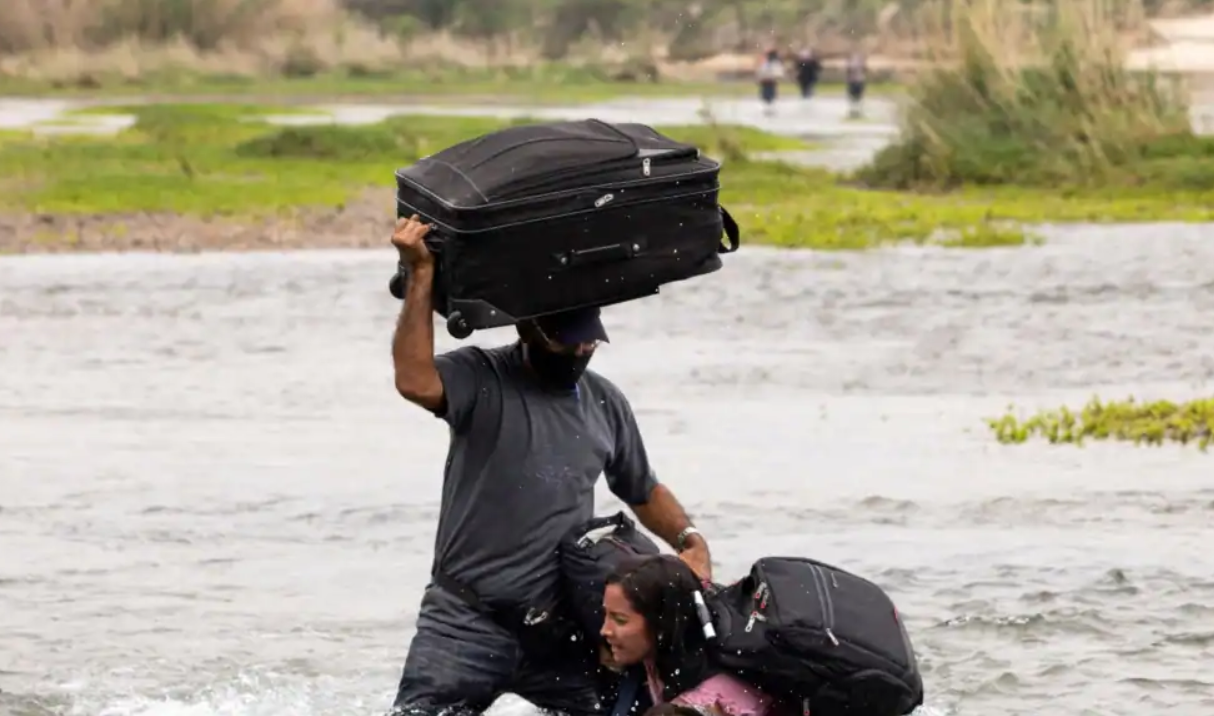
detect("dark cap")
[534,306,609,346]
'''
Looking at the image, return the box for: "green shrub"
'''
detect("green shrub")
[856,0,1196,190]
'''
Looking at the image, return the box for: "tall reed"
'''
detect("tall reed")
[856,0,1194,189]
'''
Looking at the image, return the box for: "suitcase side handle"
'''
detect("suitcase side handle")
[719,207,741,254]
[557,241,641,269]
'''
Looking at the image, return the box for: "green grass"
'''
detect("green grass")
[738,161,1214,250]
[2,102,1213,250]
[0,105,809,217]
[988,396,1214,450]
[0,66,894,104]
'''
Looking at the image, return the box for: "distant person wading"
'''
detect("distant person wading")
[795,48,821,99]
[755,49,785,116]
[846,51,868,117]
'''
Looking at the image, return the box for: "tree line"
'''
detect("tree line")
[342,0,1214,59]
[3,0,1211,59]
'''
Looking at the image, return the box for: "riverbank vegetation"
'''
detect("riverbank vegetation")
[988,397,1214,450]
[4,101,1214,253]
[3,1,1214,252]
[0,104,957,251]
[2,0,1204,97]
[856,0,1214,193]
[0,0,912,98]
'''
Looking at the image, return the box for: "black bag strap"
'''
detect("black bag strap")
[584,511,632,534]
[569,511,636,550]
[433,570,493,614]
[718,207,740,254]
[610,667,644,716]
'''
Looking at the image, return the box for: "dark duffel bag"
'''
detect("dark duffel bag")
[559,511,661,642]
[708,557,925,716]
[388,118,740,339]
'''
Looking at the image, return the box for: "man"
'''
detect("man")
[795,47,821,99]
[388,214,713,716]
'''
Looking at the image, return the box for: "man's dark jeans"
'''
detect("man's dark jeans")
[391,583,604,716]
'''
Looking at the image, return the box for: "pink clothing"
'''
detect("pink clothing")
[645,664,779,716]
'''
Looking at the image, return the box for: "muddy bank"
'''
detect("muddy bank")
[0,191,397,254]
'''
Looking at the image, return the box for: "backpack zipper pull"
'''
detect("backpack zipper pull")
[642,157,651,176]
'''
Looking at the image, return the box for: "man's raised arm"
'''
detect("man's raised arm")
[391,216,444,413]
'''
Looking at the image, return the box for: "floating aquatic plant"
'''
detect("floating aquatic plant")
[987,396,1214,449]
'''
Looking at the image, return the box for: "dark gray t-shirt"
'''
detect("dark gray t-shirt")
[428,342,658,609]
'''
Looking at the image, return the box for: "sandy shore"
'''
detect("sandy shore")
[0,190,398,254]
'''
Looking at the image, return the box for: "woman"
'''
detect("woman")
[755,48,785,115]
[601,555,783,716]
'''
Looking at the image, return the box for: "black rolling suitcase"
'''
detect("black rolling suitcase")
[388,118,740,339]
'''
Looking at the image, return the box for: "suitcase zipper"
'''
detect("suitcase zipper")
[810,564,839,646]
[398,186,720,236]
[467,135,635,173]
[398,162,716,214]
[493,147,691,198]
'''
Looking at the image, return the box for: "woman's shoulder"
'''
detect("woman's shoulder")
[672,673,779,716]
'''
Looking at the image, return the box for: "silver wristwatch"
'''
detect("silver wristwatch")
[676,526,701,551]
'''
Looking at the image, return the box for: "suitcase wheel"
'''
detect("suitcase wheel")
[388,270,406,300]
[446,311,473,340]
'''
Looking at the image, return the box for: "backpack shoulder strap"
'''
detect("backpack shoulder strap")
[610,668,644,716]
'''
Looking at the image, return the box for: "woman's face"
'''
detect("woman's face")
[601,583,653,666]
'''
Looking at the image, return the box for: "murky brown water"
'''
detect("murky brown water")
[3,226,1214,716]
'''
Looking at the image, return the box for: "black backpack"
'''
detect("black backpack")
[559,512,661,640]
[708,557,924,716]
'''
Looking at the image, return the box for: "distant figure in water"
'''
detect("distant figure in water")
[755,48,785,116]
[846,51,868,118]
[795,47,822,99]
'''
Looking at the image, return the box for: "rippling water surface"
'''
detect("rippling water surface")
[3,225,1214,716]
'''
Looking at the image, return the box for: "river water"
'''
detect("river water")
[3,223,1214,716]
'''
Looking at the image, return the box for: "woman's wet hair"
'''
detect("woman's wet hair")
[605,554,710,698]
